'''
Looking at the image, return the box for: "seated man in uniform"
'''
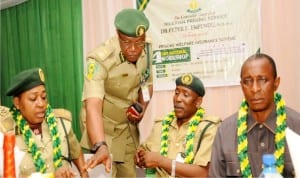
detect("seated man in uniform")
[135,74,221,177]
[1,68,88,178]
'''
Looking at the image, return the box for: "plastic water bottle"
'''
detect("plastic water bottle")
[258,154,283,178]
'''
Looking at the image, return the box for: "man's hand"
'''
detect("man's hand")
[135,148,145,168]
[55,166,77,178]
[84,145,112,173]
[135,149,163,168]
[126,103,145,124]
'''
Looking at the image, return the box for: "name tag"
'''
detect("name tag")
[175,152,185,163]
[141,84,150,102]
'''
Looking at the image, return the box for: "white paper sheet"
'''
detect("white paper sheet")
[286,127,300,178]
[72,153,112,178]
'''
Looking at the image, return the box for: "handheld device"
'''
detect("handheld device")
[127,103,143,116]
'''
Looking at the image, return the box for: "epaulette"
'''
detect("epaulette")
[88,38,116,62]
[53,108,72,121]
[203,115,221,124]
[0,106,15,133]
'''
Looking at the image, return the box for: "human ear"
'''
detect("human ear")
[13,97,20,109]
[274,77,280,91]
[195,96,203,108]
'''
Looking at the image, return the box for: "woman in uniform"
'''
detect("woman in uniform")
[4,68,88,178]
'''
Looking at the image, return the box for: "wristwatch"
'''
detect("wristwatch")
[91,141,107,154]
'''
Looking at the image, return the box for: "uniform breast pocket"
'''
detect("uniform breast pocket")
[19,153,36,177]
[224,152,242,177]
[105,77,132,98]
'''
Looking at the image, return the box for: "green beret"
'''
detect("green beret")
[175,74,205,97]
[6,68,45,96]
[114,8,149,37]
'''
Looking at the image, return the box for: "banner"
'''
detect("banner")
[143,0,261,90]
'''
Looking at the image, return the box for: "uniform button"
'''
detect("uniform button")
[260,142,265,147]
[259,124,263,128]
[176,143,180,147]
[236,169,240,173]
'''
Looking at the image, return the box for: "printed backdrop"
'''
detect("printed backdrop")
[143,0,261,90]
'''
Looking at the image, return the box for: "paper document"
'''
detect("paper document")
[286,127,300,178]
[72,153,112,178]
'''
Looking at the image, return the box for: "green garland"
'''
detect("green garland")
[160,108,205,164]
[237,92,286,178]
[10,104,63,173]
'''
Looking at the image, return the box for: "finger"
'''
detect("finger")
[89,159,99,169]
[139,150,145,156]
[70,170,77,178]
[62,168,75,178]
[84,158,93,168]
[105,159,112,173]
[135,153,140,163]
[137,162,143,168]
[65,170,71,178]
[86,158,98,169]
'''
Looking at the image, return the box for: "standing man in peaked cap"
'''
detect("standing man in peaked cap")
[80,8,153,177]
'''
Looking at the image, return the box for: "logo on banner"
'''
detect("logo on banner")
[153,47,191,64]
[187,0,201,13]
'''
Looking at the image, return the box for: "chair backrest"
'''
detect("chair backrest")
[0,106,14,133]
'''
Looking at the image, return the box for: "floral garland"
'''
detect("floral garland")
[10,104,63,173]
[160,108,205,164]
[237,92,286,178]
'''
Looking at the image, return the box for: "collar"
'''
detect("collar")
[170,117,193,130]
[247,107,277,134]
[118,49,146,64]
[119,51,126,63]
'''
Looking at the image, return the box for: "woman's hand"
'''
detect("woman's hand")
[55,166,77,178]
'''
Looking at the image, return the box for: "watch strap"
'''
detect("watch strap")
[91,141,107,153]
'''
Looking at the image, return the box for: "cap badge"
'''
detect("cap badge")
[136,25,146,36]
[181,74,193,85]
[39,68,45,82]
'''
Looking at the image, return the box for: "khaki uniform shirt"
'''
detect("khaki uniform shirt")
[141,114,221,177]
[80,36,153,162]
[209,107,300,177]
[0,106,81,177]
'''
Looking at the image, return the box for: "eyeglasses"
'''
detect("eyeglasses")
[119,39,145,49]
[241,77,268,88]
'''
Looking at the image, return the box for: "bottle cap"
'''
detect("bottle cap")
[262,154,276,166]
